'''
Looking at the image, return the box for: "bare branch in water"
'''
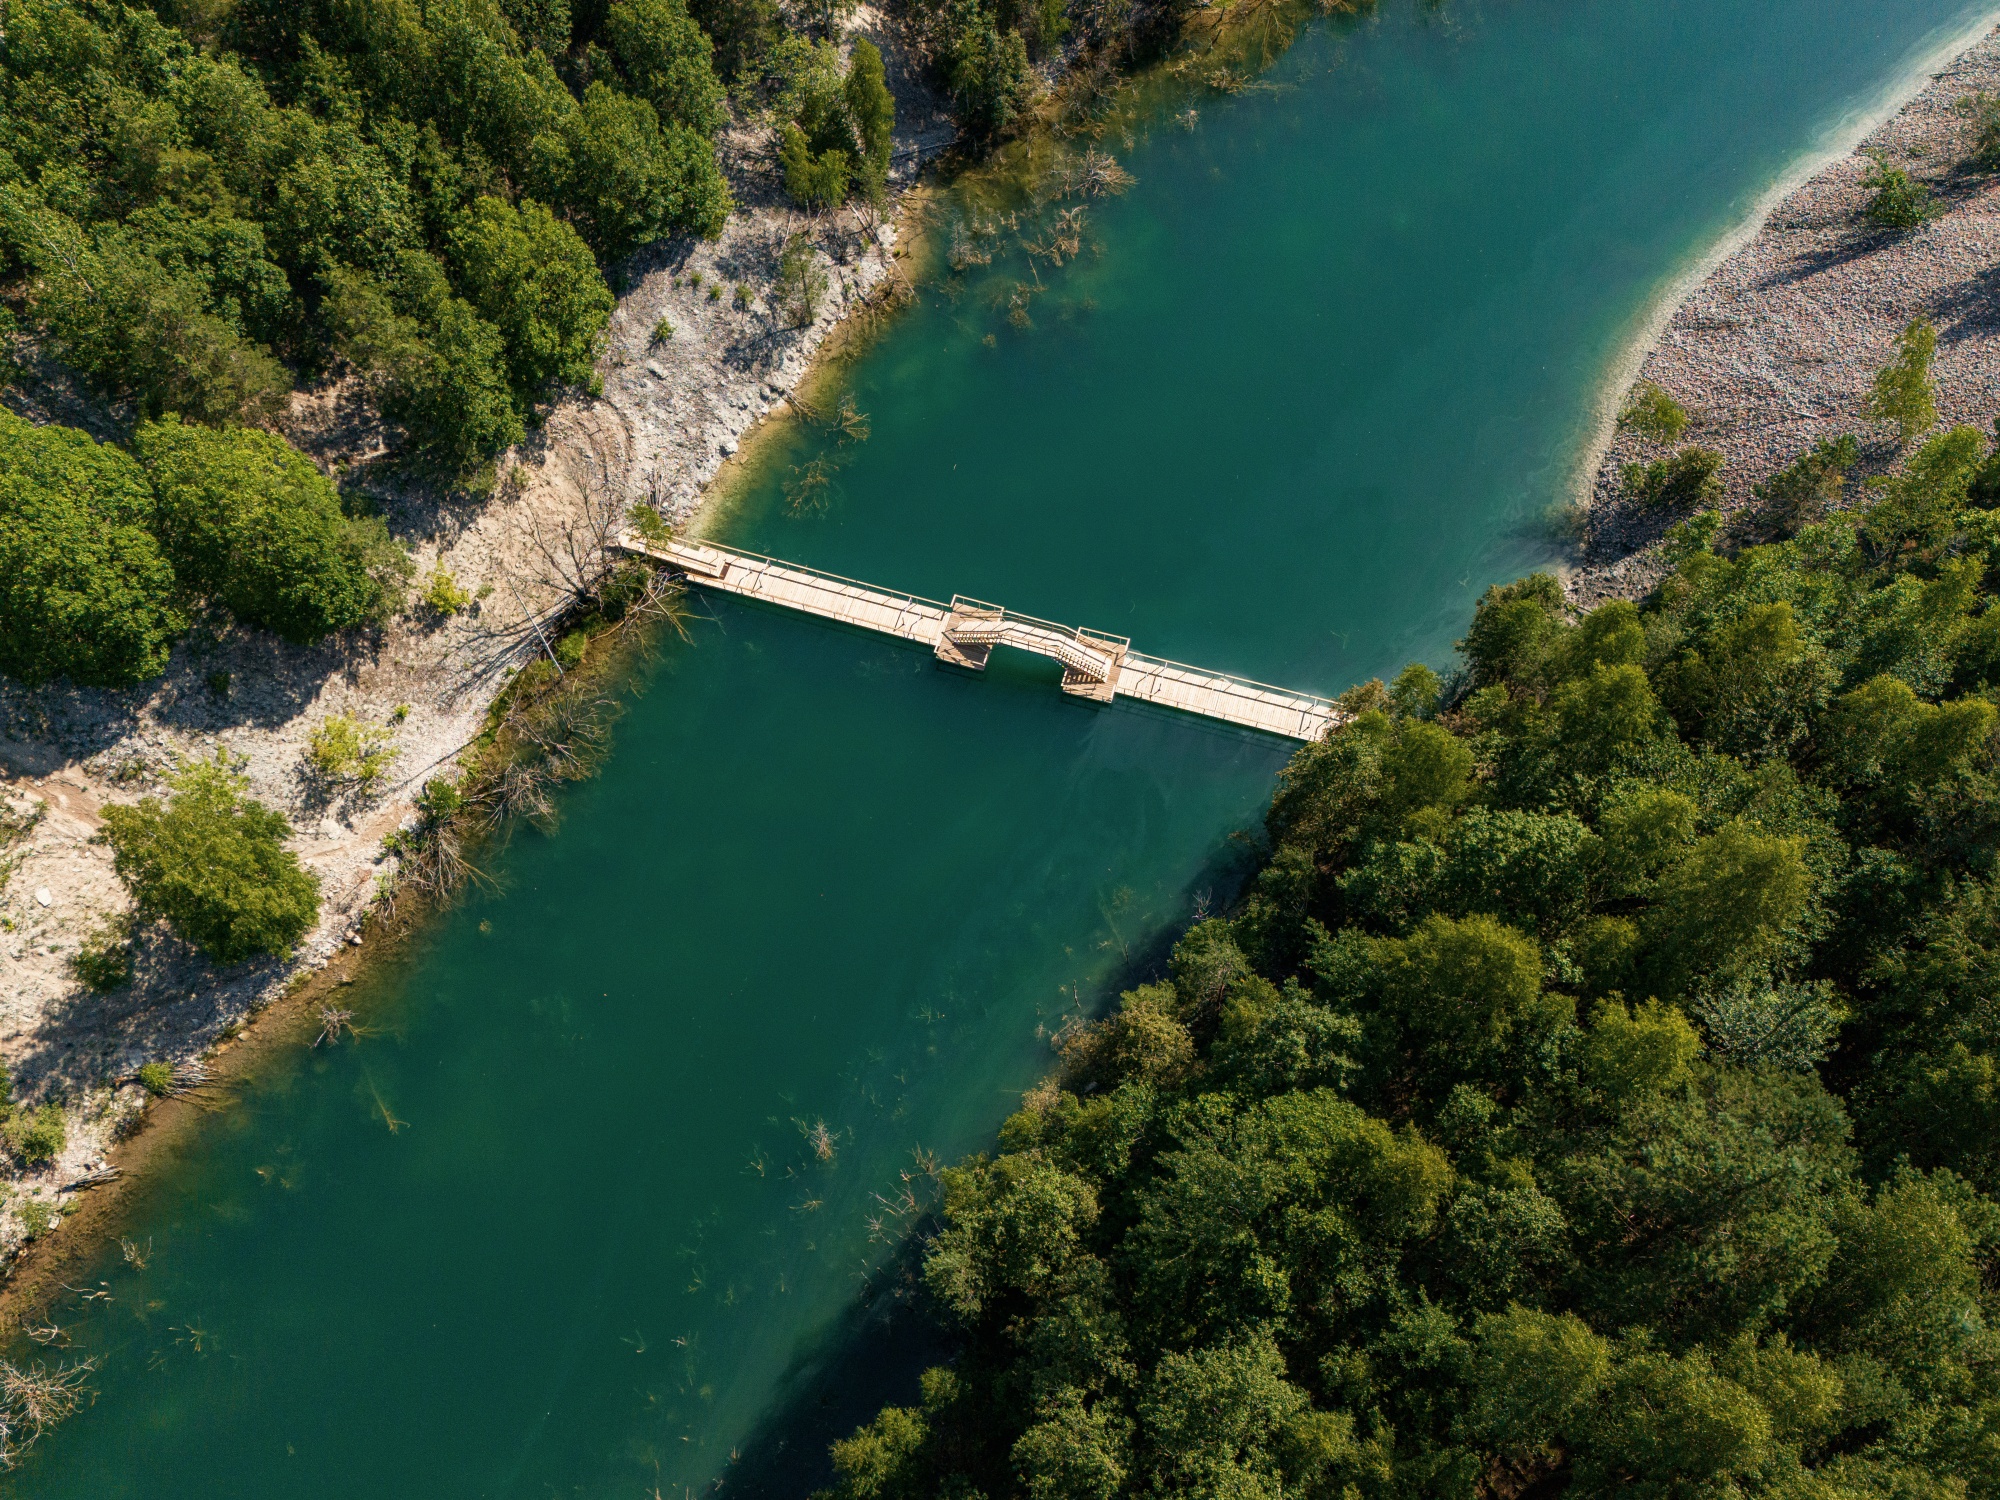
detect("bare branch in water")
[313,1005,355,1047]
[0,1358,95,1467]
[1053,150,1135,200]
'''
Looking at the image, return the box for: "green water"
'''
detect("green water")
[20,1,1996,1494]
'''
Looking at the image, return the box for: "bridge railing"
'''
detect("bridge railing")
[1124,651,1344,717]
[629,536,955,616]
[946,596,1133,653]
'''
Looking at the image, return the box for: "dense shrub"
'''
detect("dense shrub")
[1615,380,1690,444]
[1621,444,1724,511]
[1968,90,2000,170]
[101,754,320,964]
[135,417,392,642]
[0,411,182,687]
[70,918,134,991]
[1861,159,1935,230]
[2,1105,67,1168]
[819,423,2000,1500]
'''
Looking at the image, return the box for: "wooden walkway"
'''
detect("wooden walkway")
[618,536,1342,741]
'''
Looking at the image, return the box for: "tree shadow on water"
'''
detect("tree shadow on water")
[720,1246,949,1499]
[718,829,1265,1497]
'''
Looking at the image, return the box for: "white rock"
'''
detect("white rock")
[33,889,51,908]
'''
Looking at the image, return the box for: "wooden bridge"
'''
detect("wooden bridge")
[617,536,1342,741]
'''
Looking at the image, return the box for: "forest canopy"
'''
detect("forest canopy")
[820,425,2000,1500]
[0,0,732,478]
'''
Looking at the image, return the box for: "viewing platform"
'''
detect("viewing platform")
[617,536,1342,741]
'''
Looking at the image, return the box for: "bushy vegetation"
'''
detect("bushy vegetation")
[1861,160,1936,231]
[1616,381,1690,445]
[101,753,319,963]
[419,563,473,617]
[777,229,828,325]
[305,711,399,794]
[0,1070,67,1170]
[1967,91,2000,170]
[1754,435,1861,535]
[2,1105,67,1168]
[1621,444,1724,512]
[821,425,2000,1500]
[69,917,134,991]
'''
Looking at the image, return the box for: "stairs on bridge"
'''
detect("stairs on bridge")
[615,535,1342,741]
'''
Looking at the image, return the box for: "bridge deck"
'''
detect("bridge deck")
[617,536,1341,741]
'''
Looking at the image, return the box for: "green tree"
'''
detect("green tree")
[779,122,853,212]
[1753,434,1860,531]
[1869,314,1938,447]
[776,231,828,326]
[501,0,572,56]
[604,0,726,134]
[1646,821,1812,995]
[686,0,782,80]
[939,1,1033,137]
[329,257,527,481]
[1465,1306,1612,1454]
[845,38,895,203]
[1138,1332,1305,1498]
[0,412,182,687]
[1461,572,1566,691]
[1012,1388,1131,1500]
[136,416,392,642]
[1580,997,1700,1102]
[101,754,321,963]
[549,82,731,256]
[450,195,613,397]
[0,193,291,425]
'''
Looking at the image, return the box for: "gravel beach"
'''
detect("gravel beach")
[1573,23,2000,605]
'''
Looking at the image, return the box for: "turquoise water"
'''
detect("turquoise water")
[18,1,1995,1494]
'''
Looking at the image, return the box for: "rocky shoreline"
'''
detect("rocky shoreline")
[1571,22,2000,606]
[0,15,952,1266]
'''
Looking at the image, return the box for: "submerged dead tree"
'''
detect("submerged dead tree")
[0,1359,94,1467]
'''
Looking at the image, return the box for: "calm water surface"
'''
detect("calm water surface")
[20,0,1995,1494]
